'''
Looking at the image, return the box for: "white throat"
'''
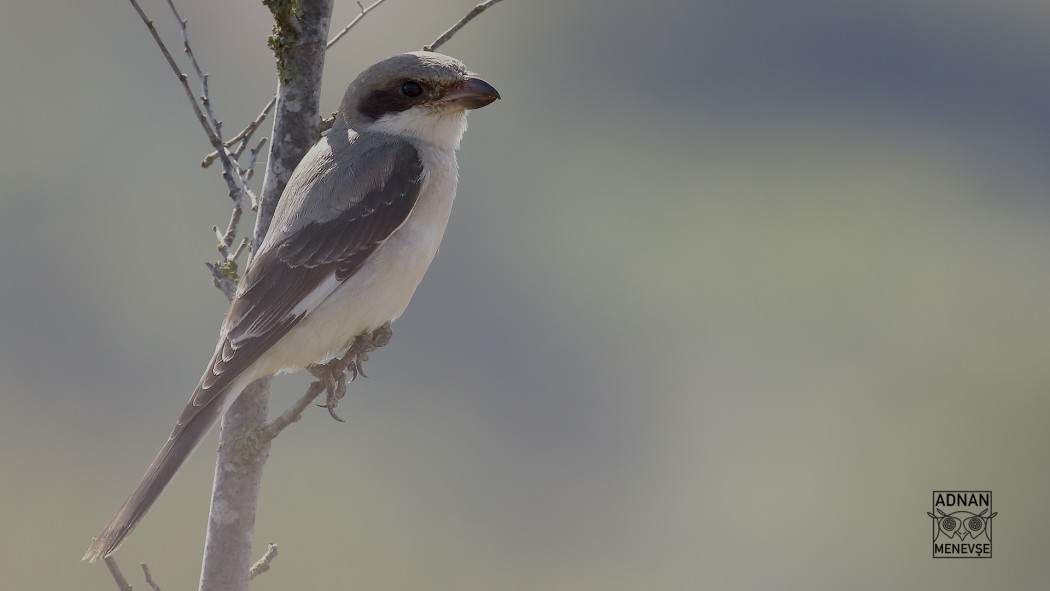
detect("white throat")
[369,107,469,151]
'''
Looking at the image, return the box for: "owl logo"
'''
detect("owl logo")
[927,507,997,542]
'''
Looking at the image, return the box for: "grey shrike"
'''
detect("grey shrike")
[84,51,499,561]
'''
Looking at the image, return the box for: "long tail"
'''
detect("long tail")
[83,382,243,562]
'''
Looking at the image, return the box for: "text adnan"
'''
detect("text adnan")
[934,492,989,507]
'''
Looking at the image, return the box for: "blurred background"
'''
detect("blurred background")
[1,0,1049,589]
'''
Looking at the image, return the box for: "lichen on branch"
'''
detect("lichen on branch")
[263,0,305,84]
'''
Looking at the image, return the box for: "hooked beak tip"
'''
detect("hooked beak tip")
[443,76,500,109]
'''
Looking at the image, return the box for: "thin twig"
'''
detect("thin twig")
[205,262,238,300]
[232,132,259,190]
[126,0,218,146]
[424,0,506,52]
[247,137,269,177]
[243,137,269,191]
[248,543,279,580]
[140,563,162,591]
[242,184,260,213]
[141,0,250,211]
[103,556,134,591]
[230,238,251,267]
[165,0,226,146]
[219,204,241,252]
[327,0,392,47]
[128,0,249,210]
[232,109,272,162]
[165,0,211,121]
[202,100,276,168]
[141,0,260,299]
[129,1,253,315]
[262,380,326,439]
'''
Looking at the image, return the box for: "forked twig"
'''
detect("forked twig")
[126,0,218,146]
[424,0,506,52]
[327,0,392,48]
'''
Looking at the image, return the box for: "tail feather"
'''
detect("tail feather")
[83,386,238,562]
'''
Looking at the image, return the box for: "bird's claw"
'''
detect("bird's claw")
[308,322,392,422]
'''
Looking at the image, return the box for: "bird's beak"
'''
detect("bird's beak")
[442,76,501,110]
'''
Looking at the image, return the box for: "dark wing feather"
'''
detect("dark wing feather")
[188,142,424,412]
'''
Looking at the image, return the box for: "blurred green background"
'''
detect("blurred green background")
[1,0,1049,589]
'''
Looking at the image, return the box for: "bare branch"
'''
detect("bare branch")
[219,205,241,252]
[140,563,162,591]
[163,0,238,175]
[199,377,274,591]
[231,237,250,262]
[126,0,217,145]
[144,0,264,301]
[205,262,238,300]
[243,186,260,213]
[233,110,273,163]
[164,0,211,126]
[424,0,506,52]
[327,0,392,48]
[262,381,326,439]
[162,1,249,198]
[129,0,255,306]
[214,225,228,258]
[247,138,269,177]
[243,137,269,190]
[248,543,279,580]
[103,556,134,591]
[201,99,276,168]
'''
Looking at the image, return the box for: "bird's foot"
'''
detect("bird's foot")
[308,322,393,422]
[347,322,392,380]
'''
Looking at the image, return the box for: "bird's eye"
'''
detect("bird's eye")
[401,81,423,98]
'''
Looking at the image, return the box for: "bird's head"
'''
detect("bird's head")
[339,51,500,149]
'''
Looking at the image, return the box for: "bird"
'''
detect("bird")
[84,51,500,561]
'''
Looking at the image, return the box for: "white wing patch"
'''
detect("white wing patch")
[227,272,343,348]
